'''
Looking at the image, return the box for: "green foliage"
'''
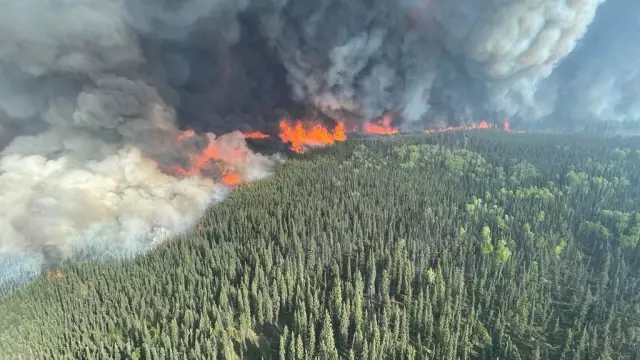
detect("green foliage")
[481,226,494,255]
[566,170,589,189]
[495,239,512,265]
[554,238,568,256]
[509,161,539,186]
[482,225,492,243]
[445,154,466,171]
[593,210,640,248]
[2,131,640,359]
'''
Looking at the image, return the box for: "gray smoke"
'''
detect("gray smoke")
[543,0,640,125]
[0,0,274,287]
[265,0,612,127]
[0,0,636,287]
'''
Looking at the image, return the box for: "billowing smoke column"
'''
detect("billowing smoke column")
[0,0,635,286]
[0,0,275,287]
[267,0,612,128]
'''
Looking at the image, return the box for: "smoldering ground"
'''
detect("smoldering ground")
[0,0,637,288]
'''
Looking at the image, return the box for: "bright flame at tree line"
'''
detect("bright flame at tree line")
[278,120,347,153]
[166,131,249,187]
[47,117,514,280]
[363,114,399,135]
[164,117,514,187]
[423,120,493,133]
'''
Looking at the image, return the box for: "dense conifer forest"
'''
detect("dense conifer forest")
[2,131,640,359]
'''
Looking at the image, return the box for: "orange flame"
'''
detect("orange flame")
[221,172,243,186]
[363,114,399,135]
[46,268,63,279]
[166,117,518,187]
[176,129,195,142]
[241,131,270,139]
[278,120,347,153]
[334,121,347,141]
[168,133,249,187]
[422,120,520,134]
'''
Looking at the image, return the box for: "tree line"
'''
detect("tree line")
[1,131,639,359]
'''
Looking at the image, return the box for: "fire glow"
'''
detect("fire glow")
[423,120,507,134]
[278,120,347,153]
[241,131,270,139]
[164,119,515,186]
[167,132,248,187]
[363,114,399,135]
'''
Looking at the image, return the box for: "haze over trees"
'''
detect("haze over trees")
[1,131,640,359]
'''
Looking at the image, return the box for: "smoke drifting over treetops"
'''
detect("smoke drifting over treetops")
[0,0,635,285]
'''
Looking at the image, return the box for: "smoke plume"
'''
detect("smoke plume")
[0,0,636,286]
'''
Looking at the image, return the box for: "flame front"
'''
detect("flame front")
[168,133,249,187]
[363,114,399,135]
[241,131,270,139]
[164,118,518,186]
[221,172,243,186]
[422,120,520,134]
[278,120,347,153]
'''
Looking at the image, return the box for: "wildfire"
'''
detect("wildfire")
[467,120,489,129]
[176,129,195,142]
[221,172,243,186]
[424,120,502,134]
[241,131,270,139]
[169,132,249,187]
[163,118,518,187]
[46,268,63,279]
[363,114,399,135]
[278,120,347,153]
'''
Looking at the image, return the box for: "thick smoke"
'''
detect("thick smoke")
[264,0,609,127]
[540,0,640,126]
[0,0,635,286]
[0,0,273,287]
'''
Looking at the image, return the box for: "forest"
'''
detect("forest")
[1,130,640,359]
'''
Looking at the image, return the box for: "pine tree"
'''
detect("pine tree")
[318,311,339,360]
[599,333,613,360]
[339,304,350,347]
[330,271,343,318]
[353,271,365,336]
[288,331,297,360]
[306,320,316,359]
[280,326,289,360]
[361,339,369,360]
[295,333,304,360]
[348,348,355,360]
[222,336,237,360]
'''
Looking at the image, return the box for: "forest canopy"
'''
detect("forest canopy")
[1,131,640,359]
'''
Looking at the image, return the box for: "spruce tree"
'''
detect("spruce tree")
[318,311,339,360]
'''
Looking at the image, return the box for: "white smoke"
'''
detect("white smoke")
[0,0,637,288]
[440,0,604,118]
[0,0,273,287]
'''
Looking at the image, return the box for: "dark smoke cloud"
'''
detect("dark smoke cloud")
[0,0,634,287]
[263,0,608,127]
[0,0,274,287]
